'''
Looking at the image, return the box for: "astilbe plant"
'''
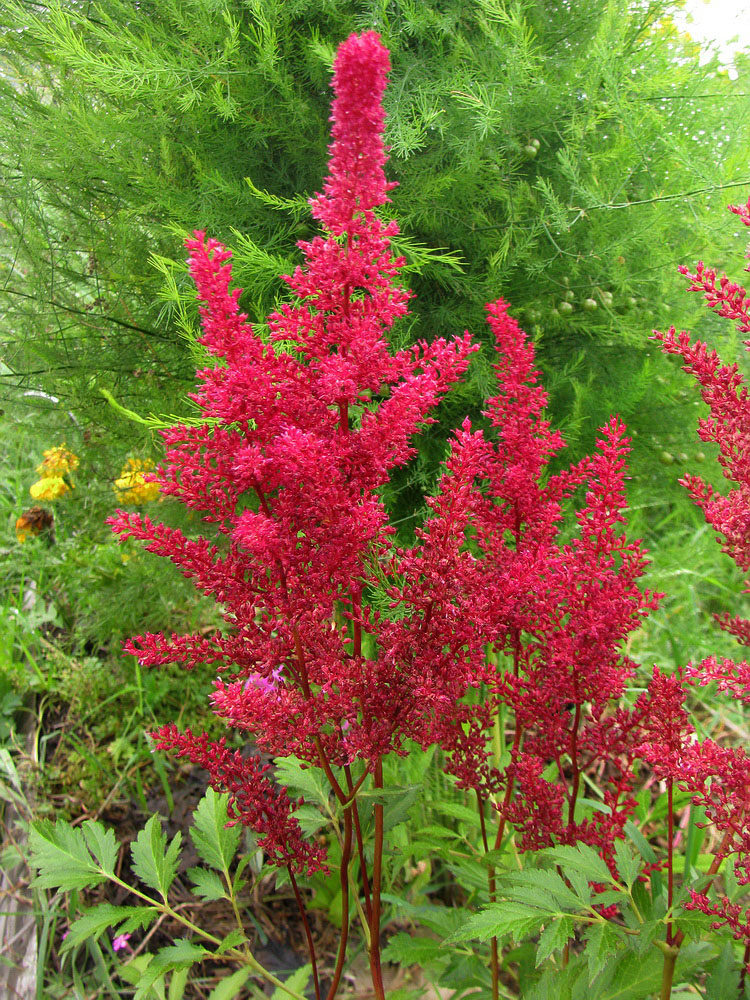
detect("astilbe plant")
[650,197,750,994]
[74,29,748,1000]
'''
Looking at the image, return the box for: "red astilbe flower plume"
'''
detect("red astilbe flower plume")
[109,31,476,869]
[652,196,750,955]
[383,300,660,864]
[655,198,750,647]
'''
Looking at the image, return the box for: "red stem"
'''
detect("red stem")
[288,867,321,1000]
[344,763,372,922]
[666,778,674,945]
[325,806,353,1000]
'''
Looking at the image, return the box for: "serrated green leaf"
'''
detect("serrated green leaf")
[502,867,588,911]
[134,941,208,1000]
[583,921,623,983]
[61,904,157,953]
[131,815,181,900]
[382,932,447,966]
[544,843,617,887]
[270,963,311,1000]
[449,901,548,943]
[82,820,119,876]
[215,928,246,954]
[190,788,241,871]
[536,916,575,966]
[187,867,226,901]
[631,917,663,956]
[591,949,662,999]
[29,819,108,891]
[206,968,252,1000]
[704,941,740,999]
[273,756,329,808]
[613,840,641,889]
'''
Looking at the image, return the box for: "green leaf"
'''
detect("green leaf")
[61,904,157,953]
[190,788,241,871]
[131,815,181,900]
[536,916,575,966]
[502,867,589,910]
[168,967,190,1000]
[624,821,657,864]
[215,928,246,954]
[187,867,226,901]
[382,932,447,967]
[134,941,208,1000]
[29,819,109,891]
[206,968,252,1000]
[273,756,330,808]
[449,901,548,943]
[590,949,663,999]
[583,921,623,983]
[543,843,617,887]
[270,963,312,1000]
[81,820,119,876]
[704,941,740,1000]
[613,840,641,889]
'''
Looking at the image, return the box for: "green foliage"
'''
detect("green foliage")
[2,0,749,524]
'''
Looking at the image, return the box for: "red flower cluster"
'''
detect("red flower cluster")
[111,30,665,895]
[652,197,750,949]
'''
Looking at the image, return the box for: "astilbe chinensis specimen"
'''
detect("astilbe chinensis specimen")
[111,29,670,999]
[651,196,750,984]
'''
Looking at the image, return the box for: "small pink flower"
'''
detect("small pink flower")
[112,932,132,953]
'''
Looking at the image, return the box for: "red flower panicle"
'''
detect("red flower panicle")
[654,197,750,948]
[110,32,476,867]
[113,30,661,889]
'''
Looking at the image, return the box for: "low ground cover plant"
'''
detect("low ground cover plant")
[26,29,750,1000]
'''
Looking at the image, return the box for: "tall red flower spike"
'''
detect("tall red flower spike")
[109,31,476,873]
[653,197,750,955]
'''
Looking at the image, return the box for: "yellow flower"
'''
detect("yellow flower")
[113,458,160,505]
[37,444,79,479]
[15,516,30,543]
[29,476,70,501]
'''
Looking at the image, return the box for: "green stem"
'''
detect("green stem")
[104,872,307,1000]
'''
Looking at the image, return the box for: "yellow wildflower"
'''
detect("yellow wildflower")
[113,458,160,505]
[29,476,70,501]
[37,444,79,479]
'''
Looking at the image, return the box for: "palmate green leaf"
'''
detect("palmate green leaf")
[61,904,158,953]
[133,941,208,1000]
[29,819,109,891]
[131,815,181,900]
[448,900,549,944]
[187,867,227,901]
[190,788,241,872]
[536,915,576,966]
[273,755,330,808]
